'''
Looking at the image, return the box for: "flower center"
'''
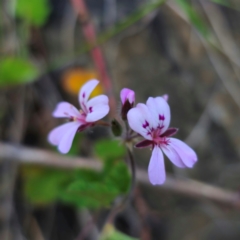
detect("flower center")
[151,128,170,147]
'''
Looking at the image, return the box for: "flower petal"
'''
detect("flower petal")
[148,146,166,185]
[127,103,154,140]
[79,79,99,111]
[48,121,80,146]
[57,122,81,154]
[161,143,186,168]
[146,97,171,133]
[86,95,109,112]
[168,138,197,168]
[120,88,135,104]
[85,104,109,122]
[52,101,80,118]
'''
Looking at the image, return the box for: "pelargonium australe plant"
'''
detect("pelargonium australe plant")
[48,79,197,185]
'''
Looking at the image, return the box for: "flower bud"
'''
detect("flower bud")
[162,94,169,101]
[120,88,135,120]
[111,119,122,137]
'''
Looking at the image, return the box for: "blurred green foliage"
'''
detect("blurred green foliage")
[175,0,211,40]
[98,0,166,44]
[211,0,240,10]
[15,0,51,26]
[0,57,38,86]
[22,167,70,204]
[22,138,130,209]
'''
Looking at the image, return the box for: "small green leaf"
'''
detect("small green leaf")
[101,224,139,240]
[94,139,126,160]
[16,0,51,26]
[0,57,38,86]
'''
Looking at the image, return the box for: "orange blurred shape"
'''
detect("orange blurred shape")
[62,68,103,97]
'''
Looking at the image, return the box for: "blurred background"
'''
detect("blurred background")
[1,0,240,239]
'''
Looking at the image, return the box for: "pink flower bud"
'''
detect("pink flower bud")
[162,94,169,101]
[120,88,135,105]
[120,88,135,120]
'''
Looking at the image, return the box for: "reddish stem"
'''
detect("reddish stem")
[70,0,116,115]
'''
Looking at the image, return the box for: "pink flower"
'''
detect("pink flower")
[120,88,135,120]
[127,96,197,185]
[48,79,109,154]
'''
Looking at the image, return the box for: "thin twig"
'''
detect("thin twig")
[1,142,240,208]
[0,142,102,171]
[136,169,240,208]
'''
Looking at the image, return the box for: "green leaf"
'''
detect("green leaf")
[59,157,130,209]
[22,166,71,205]
[0,57,38,86]
[74,169,102,182]
[60,168,120,209]
[94,139,126,160]
[60,191,103,209]
[16,0,51,26]
[101,224,139,240]
[22,138,130,210]
[65,181,118,207]
[104,162,130,194]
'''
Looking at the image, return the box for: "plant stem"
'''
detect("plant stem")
[127,147,136,200]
